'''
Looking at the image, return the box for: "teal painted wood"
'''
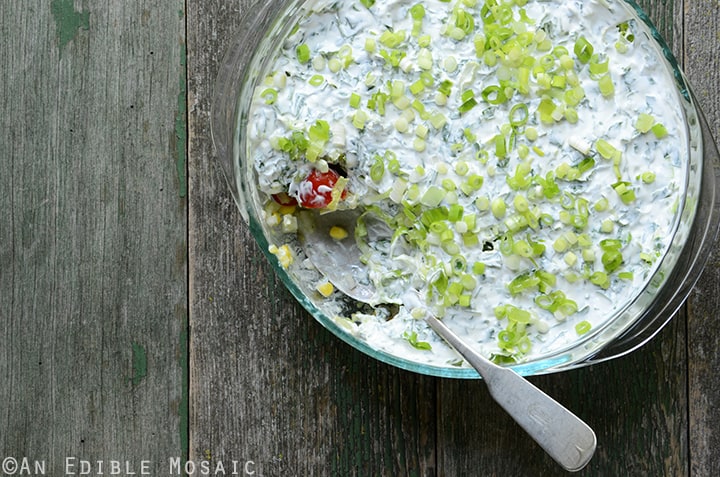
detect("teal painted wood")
[0,0,188,473]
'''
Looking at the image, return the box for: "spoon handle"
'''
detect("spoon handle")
[425,315,596,472]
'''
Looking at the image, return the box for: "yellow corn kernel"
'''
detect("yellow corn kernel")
[329,226,348,240]
[279,204,296,215]
[316,281,334,297]
[268,244,293,269]
[266,213,281,227]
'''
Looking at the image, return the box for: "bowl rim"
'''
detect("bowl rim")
[212,0,720,378]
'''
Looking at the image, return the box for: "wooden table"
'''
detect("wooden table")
[2,1,720,475]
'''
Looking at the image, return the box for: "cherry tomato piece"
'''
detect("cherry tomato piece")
[297,168,346,209]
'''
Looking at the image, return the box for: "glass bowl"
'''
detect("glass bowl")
[212,0,720,378]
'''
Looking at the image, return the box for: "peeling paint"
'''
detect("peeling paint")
[130,342,148,386]
[50,0,90,52]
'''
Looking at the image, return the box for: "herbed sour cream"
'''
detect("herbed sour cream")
[249,0,689,367]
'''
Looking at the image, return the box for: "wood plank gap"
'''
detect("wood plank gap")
[180,0,191,464]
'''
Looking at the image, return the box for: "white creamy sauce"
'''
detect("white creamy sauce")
[248,0,688,367]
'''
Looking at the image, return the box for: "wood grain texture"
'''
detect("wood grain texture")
[0,0,187,473]
[437,315,688,475]
[187,1,437,475]
[186,0,720,475]
[683,1,720,476]
[3,0,718,475]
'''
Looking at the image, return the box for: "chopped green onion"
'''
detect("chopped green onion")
[651,123,668,139]
[410,79,425,95]
[598,73,614,97]
[612,181,636,204]
[417,48,433,70]
[403,330,431,350]
[578,157,595,174]
[508,273,540,295]
[590,271,610,289]
[312,55,326,71]
[438,79,453,97]
[641,171,656,184]
[379,49,406,68]
[494,134,507,159]
[474,34,486,57]
[589,54,609,76]
[455,9,475,36]
[430,112,447,129]
[328,57,342,72]
[491,197,506,218]
[459,97,478,114]
[415,123,429,139]
[409,3,425,36]
[602,249,623,273]
[564,86,585,107]
[394,116,409,133]
[296,44,311,64]
[600,218,614,233]
[509,103,529,127]
[575,320,591,335]
[308,74,324,86]
[349,92,361,108]
[481,85,507,105]
[443,55,458,72]
[370,155,385,182]
[260,88,278,104]
[352,110,367,129]
[421,186,446,207]
[574,36,594,64]
[594,196,609,212]
[595,139,620,160]
[537,98,556,124]
[472,262,485,274]
[635,113,655,133]
[525,127,538,142]
[379,29,406,48]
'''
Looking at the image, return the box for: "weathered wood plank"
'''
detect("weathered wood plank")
[437,1,694,475]
[187,1,438,475]
[683,1,720,476]
[0,0,187,473]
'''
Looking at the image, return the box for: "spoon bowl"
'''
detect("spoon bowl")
[298,208,597,472]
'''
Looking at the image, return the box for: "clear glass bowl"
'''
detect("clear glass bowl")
[212,0,720,378]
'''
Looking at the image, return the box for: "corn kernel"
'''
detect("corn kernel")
[269,244,293,268]
[316,281,334,297]
[266,213,281,227]
[329,226,349,240]
[279,205,296,215]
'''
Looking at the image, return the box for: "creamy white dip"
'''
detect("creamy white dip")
[248,0,688,368]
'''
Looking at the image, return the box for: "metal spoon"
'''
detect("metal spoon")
[298,209,596,472]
